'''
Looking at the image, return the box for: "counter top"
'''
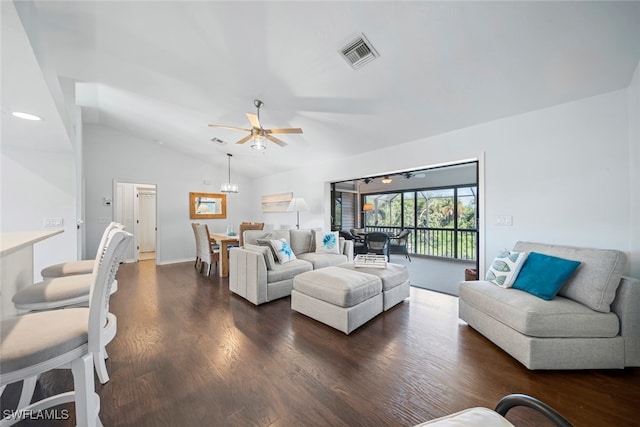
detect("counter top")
[0,229,64,256]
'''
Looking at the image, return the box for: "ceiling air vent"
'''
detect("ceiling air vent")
[339,34,379,70]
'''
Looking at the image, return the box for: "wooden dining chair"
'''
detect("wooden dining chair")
[239,222,264,246]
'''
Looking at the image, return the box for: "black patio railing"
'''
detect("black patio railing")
[364,226,477,261]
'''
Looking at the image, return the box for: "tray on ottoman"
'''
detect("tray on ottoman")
[353,254,387,269]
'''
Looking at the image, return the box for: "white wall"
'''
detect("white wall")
[0,146,77,278]
[83,125,254,264]
[249,88,636,288]
[629,60,640,278]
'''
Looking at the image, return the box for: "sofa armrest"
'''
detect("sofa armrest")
[229,247,269,305]
[341,238,354,262]
[611,276,640,367]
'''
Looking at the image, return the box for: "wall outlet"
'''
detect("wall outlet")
[44,217,63,227]
[495,215,513,226]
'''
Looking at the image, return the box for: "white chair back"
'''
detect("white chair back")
[195,224,212,265]
[194,224,219,275]
[90,222,125,277]
[88,229,132,355]
[192,222,201,262]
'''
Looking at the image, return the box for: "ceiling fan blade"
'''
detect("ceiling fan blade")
[266,135,288,147]
[246,113,261,129]
[235,134,253,145]
[208,124,251,132]
[266,128,303,134]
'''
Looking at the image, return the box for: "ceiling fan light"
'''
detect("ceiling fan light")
[251,135,267,151]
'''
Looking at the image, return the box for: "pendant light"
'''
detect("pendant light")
[220,153,238,193]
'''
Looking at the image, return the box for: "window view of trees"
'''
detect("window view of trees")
[363,185,477,261]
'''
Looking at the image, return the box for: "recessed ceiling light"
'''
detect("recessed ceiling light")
[11,111,42,121]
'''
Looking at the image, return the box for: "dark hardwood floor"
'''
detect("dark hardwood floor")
[3,260,639,426]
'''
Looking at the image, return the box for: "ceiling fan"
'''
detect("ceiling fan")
[208,99,303,150]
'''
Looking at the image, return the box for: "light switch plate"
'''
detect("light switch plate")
[43,217,63,227]
[495,215,513,226]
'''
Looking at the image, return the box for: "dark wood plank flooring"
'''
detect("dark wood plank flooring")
[3,260,639,426]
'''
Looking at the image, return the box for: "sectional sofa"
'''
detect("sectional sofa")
[229,229,354,305]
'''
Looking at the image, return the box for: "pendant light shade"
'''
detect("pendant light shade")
[221,153,238,193]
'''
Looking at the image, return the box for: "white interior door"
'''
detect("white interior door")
[138,187,156,253]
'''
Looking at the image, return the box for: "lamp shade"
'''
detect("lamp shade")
[363,203,374,211]
[287,197,309,212]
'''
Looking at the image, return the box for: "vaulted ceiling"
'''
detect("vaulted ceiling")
[4,1,640,177]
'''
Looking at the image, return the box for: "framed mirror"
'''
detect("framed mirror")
[189,192,227,219]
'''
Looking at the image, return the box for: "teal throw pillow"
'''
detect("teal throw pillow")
[512,252,581,300]
[315,231,340,254]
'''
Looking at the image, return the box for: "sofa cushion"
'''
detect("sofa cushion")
[511,252,581,300]
[315,231,340,254]
[270,238,297,264]
[244,244,276,270]
[289,229,314,255]
[293,267,382,308]
[244,230,290,246]
[513,241,627,313]
[459,281,620,338]
[485,250,528,288]
[297,253,348,269]
[337,262,409,291]
[267,259,313,283]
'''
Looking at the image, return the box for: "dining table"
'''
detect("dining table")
[208,232,240,278]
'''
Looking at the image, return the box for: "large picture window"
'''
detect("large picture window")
[362,185,477,261]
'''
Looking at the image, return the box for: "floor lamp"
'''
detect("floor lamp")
[287,197,309,229]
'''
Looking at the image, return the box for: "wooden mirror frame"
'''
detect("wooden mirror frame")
[189,192,227,219]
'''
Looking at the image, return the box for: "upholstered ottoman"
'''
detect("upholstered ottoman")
[291,266,383,334]
[337,262,410,310]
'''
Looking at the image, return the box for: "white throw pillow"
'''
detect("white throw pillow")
[315,231,340,254]
[485,250,528,288]
[270,238,297,264]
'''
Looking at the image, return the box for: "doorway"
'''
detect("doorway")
[114,181,157,263]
